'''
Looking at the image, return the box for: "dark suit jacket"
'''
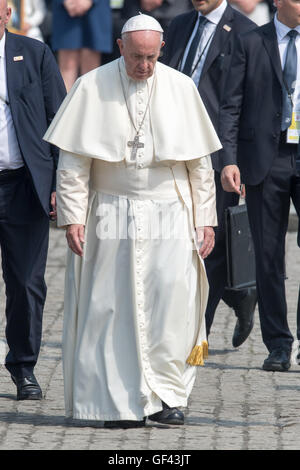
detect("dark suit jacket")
[5,30,66,217]
[162,5,256,172]
[218,21,287,185]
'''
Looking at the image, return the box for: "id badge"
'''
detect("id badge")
[287,112,300,144]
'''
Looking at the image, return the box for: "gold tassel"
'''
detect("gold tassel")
[186,341,209,366]
[202,340,209,359]
[186,345,204,366]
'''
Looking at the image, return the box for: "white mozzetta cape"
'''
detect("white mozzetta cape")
[44,59,221,162]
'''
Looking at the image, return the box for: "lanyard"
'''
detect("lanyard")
[180,30,215,78]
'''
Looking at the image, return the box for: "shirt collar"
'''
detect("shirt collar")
[199,0,228,26]
[0,32,5,59]
[274,13,300,40]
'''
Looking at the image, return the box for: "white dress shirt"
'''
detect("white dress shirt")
[274,14,300,131]
[274,13,300,75]
[181,0,228,86]
[0,33,24,171]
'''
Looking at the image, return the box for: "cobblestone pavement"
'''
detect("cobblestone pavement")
[0,225,300,451]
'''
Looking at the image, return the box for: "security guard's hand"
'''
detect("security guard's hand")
[49,191,57,220]
[221,164,242,194]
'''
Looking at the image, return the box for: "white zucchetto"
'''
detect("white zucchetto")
[121,13,164,34]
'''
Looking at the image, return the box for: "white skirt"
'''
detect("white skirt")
[62,190,204,421]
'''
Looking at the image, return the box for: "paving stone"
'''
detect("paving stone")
[0,227,299,450]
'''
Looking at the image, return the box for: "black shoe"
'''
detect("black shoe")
[11,374,43,400]
[104,419,146,429]
[232,288,257,348]
[296,348,300,365]
[148,402,184,425]
[262,348,291,372]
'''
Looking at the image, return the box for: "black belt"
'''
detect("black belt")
[0,166,25,179]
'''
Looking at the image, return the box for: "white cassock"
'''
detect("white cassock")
[44,58,221,421]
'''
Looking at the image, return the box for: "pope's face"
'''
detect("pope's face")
[274,0,300,28]
[192,0,224,15]
[0,0,11,39]
[117,30,164,81]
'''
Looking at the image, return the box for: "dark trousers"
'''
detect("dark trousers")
[246,140,300,353]
[0,168,49,378]
[205,171,251,335]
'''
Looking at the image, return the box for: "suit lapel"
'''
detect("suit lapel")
[200,5,234,80]
[171,11,198,70]
[5,31,25,102]
[261,21,283,87]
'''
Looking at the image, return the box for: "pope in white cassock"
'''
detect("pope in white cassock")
[44,14,222,428]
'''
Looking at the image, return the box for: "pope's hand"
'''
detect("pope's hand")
[66,224,85,256]
[196,226,215,259]
[221,164,242,194]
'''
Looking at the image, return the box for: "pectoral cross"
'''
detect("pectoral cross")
[127,134,144,160]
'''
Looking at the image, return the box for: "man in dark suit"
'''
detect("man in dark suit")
[162,0,257,347]
[219,0,300,371]
[0,0,66,398]
[121,0,193,34]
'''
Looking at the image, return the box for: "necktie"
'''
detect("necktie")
[182,16,208,76]
[281,29,298,131]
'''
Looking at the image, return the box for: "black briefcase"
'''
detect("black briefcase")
[225,204,256,289]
